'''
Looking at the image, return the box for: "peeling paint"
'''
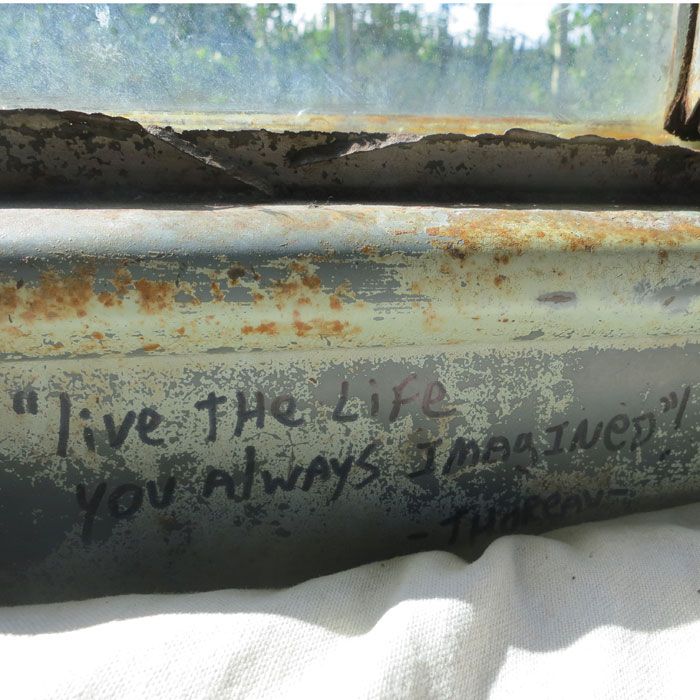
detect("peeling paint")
[0,206,698,360]
[0,203,698,604]
[1,109,699,205]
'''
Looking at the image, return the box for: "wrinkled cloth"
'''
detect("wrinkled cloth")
[1,504,699,699]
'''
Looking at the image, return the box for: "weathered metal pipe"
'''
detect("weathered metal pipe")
[1,205,699,603]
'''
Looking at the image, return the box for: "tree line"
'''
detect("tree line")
[0,3,676,121]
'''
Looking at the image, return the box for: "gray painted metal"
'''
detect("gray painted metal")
[0,205,699,604]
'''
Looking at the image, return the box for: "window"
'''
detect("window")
[0,3,693,141]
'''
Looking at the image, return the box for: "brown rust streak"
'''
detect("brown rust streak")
[293,318,313,336]
[99,267,132,307]
[113,267,132,295]
[301,274,322,291]
[97,291,119,307]
[270,272,325,306]
[423,211,700,256]
[242,322,278,335]
[359,244,379,256]
[291,311,358,338]
[20,267,95,321]
[134,278,175,313]
[272,280,301,296]
[0,285,18,314]
[126,110,684,145]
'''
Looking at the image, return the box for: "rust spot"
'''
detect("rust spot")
[359,244,379,256]
[211,281,225,302]
[302,275,321,291]
[565,235,599,253]
[97,291,120,307]
[175,326,185,335]
[134,278,174,313]
[112,267,132,295]
[427,225,480,256]
[291,311,353,337]
[52,341,64,349]
[227,265,246,285]
[0,285,18,313]
[293,318,313,336]
[15,279,24,290]
[658,250,668,263]
[329,295,342,310]
[21,268,94,321]
[297,296,311,305]
[317,320,350,335]
[425,211,700,258]
[494,253,510,265]
[242,322,278,335]
[272,279,300,296]
[251,292,264,303]
[91,331,104,340]
[537,291,576,304]
[434,241,469,261]
[494,274,507,288]
[289,261,308,274]
[142,343,161,352]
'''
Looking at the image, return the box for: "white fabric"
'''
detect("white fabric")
[1,504,699,699]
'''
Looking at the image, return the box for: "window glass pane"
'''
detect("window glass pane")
[0,3,681,132]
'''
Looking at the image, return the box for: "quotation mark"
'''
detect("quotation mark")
[659,391,680,413]
[12,390,38,415]
[659,386,691,430]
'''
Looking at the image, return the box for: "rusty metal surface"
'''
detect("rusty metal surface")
[2,206,700,358]
[2,110,700,204]
[127,111,689,145]
[1,204,700,604]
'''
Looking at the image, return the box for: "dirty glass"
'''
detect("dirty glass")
[0,3,681,129]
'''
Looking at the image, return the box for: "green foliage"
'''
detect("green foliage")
[0,3,676,121]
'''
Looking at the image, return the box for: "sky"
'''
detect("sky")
[293,2,558,44]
